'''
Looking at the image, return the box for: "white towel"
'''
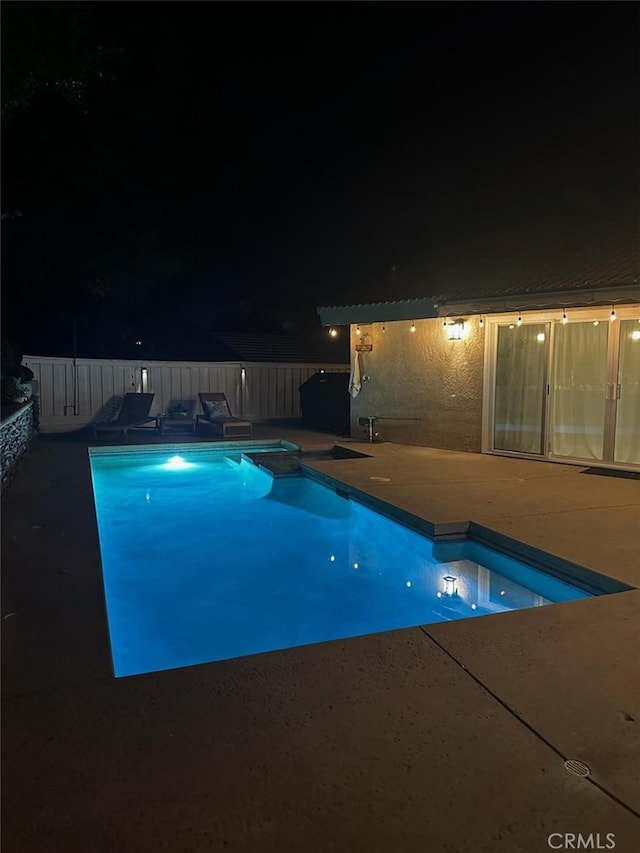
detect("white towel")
[349,352,362,398]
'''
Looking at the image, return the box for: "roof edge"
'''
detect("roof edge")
[317,298,440,326]
[318,286,640,324]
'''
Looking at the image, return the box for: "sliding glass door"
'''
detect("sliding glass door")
[614,320,640,465]
[489,310,639,469]
[549,321,608,461]
[494,324,547,454]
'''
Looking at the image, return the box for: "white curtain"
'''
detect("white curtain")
[615,320,640,464]
[494,325,546,453]
[551,322,607,460]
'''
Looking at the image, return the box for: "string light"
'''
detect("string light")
[410,321,416,333]
[382,323,386,334]
[610,305,617,322]
[328,326,337,338]
[562,309,568,324]
[356,324,361,337]
[479,316,484,328]
[517,311,522,327]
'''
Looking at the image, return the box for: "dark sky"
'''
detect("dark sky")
[2,1,638,358]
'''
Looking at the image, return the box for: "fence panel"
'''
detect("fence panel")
[23,355,349,431]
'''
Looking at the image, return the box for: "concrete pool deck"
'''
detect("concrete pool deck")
[2,424,639,852]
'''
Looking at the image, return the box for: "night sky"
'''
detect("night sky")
[2,2,638,359]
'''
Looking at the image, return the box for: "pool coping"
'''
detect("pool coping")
[87,438,302,457]
[300,463,633,597]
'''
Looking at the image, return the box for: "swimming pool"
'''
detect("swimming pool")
[90,443,593,677]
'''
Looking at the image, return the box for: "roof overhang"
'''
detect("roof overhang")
[317,298,440,326]
[441,285,640,317]
[318,286,640,326]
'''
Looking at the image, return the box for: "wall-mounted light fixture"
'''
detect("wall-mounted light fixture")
[442,575,458,597]
[446,319,465,340]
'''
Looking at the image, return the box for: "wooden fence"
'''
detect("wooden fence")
[24,355,349,432]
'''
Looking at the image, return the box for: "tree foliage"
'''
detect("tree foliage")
[1,1,119,121]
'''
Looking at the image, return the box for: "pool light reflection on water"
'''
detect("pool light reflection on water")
[89,446,593,678]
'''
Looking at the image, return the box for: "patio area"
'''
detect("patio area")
[2,422,639,853]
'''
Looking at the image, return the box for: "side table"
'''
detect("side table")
[159,415,196,435]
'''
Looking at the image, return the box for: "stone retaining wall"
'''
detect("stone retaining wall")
[1,400,37,491]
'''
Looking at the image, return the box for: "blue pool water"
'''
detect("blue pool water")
[90,445,592,677]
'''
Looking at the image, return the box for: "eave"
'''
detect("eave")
[318,285,640,326]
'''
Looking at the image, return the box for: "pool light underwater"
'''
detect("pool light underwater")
[162,455,195,470]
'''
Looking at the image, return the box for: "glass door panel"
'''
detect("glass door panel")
[550,322,608,461]
[494,324,547,454]
[614,320,640,465]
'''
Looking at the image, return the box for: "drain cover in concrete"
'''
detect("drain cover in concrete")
[564,759,590,777]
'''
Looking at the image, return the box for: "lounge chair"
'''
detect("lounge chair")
[197,392,252,439]
[92,393,158,442]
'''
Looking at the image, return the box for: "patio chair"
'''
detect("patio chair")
[197,392,252,439]
[92,393,158,442]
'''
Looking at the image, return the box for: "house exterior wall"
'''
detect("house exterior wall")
[348,318,485,450]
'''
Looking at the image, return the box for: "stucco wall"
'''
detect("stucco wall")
[349,318,485,451]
